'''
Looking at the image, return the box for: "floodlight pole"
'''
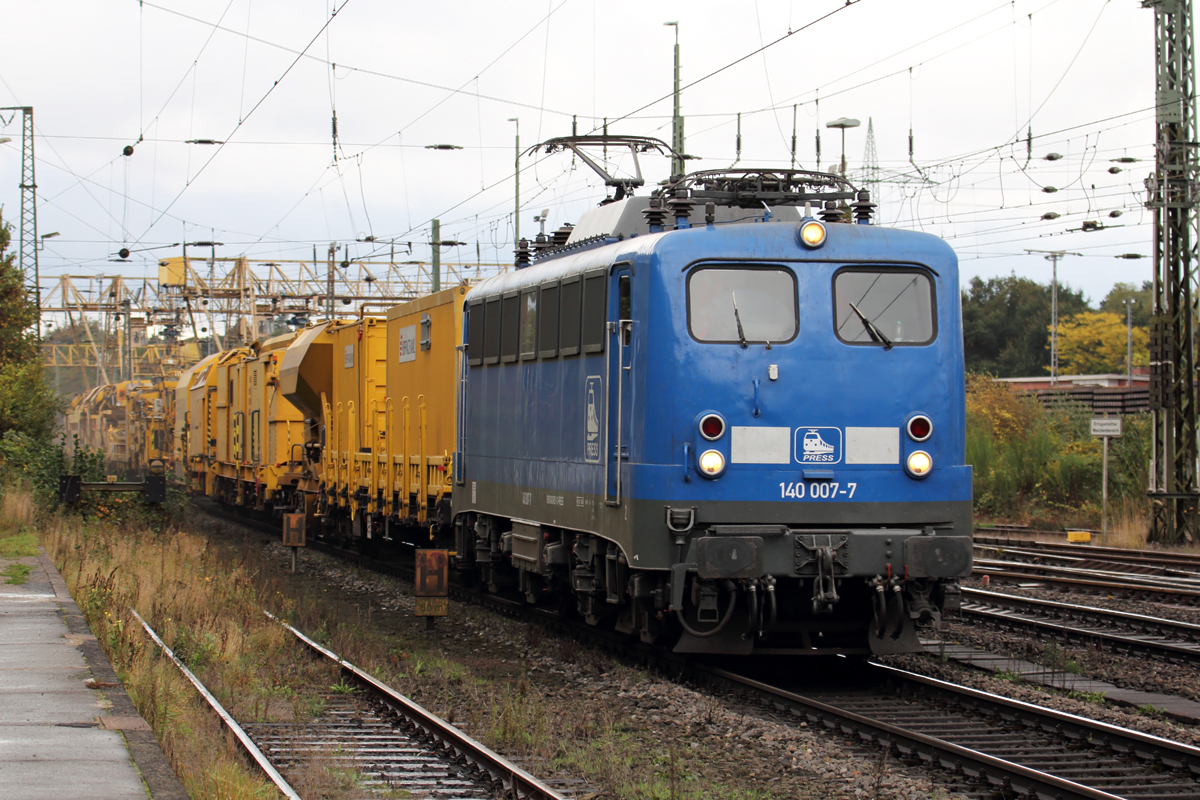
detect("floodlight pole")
[508,118,519,246]
[665,22,684,178]
[1025,249,1080,387]
[431,219,440,293]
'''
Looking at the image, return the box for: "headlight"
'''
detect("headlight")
[906,450,933,478]
[698,449,726,477]
[799,220,827,248]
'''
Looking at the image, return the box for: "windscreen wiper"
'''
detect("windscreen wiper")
[848,302,893,350]
[731,291,749,349]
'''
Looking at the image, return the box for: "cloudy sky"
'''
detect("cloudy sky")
[0,0,1163,311]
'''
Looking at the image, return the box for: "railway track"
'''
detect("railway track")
[131,603,568,799]
[974,539,1200,579]
[715,662,1200,800]
[958,587,1200,665]
[973,531,1200,573]
[972,557,1200,605]
[200,502,1200,797]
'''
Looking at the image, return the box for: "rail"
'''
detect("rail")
[707,662,1200,799]
[264,610,568,800]
[974,557,1200,602]
[975,534,1200,571]
[960,587,1200,663]
[130,609,301,799]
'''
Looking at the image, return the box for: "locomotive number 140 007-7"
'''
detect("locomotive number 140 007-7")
[779,482,858,500]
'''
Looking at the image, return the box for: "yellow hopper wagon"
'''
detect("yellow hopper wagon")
[279,316,387,540]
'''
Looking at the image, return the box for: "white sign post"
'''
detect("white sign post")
[1090,417,1123,543]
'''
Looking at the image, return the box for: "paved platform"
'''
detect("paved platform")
[0,547,186,800]
[927,638,1200,724]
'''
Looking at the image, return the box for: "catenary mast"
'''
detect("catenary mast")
[1146,0,1200,543]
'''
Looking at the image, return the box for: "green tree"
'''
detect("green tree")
[0,210,60,440]
[1099,281,1152,328]
[962,274,1089,377]
[0,211,37,364]
[1056,311,1149,375]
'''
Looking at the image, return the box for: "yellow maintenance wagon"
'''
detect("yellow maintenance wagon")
[384,285,468,530]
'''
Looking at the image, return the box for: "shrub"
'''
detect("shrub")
[966,373,1149,526]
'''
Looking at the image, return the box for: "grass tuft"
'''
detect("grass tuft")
[3,563,32,584]
[0,532,38,558]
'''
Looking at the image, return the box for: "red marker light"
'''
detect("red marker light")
[700,414,725,441]
[907,415,932,442]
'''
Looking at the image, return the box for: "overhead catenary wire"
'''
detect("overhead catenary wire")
[132,0,356,246]
[139,0,577,122]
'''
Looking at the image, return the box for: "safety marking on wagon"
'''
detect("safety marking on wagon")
[795,427,842,464]
[584,376,602,463]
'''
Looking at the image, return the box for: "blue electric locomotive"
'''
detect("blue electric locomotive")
[452,137,972,656]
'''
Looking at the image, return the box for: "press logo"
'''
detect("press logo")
[584,376,602,463]
[795,427,842,464]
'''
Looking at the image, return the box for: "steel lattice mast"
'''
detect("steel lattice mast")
[2,107,37,309]
[1146,0,1200,543]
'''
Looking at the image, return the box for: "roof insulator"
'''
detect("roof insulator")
[515,238,532,269]
[819,200,846,224]
[642,196,668,233]
[667,187,695,230]
[852,190,875,225]
[551,223,574,247]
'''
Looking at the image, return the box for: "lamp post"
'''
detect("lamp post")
[508,118,519,246]
[1025,249,1081,386]
[1126,298,1136,385]
[825,117,860,177]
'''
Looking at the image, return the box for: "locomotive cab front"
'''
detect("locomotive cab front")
[642,212,972,655]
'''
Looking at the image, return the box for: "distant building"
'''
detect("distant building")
[994,369,1149,413]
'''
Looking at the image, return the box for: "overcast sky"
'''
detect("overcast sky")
[0,0,1166,311]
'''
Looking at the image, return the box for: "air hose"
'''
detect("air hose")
[676,580,739,638]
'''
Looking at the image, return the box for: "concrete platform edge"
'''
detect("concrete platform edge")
[38,548,189,800]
